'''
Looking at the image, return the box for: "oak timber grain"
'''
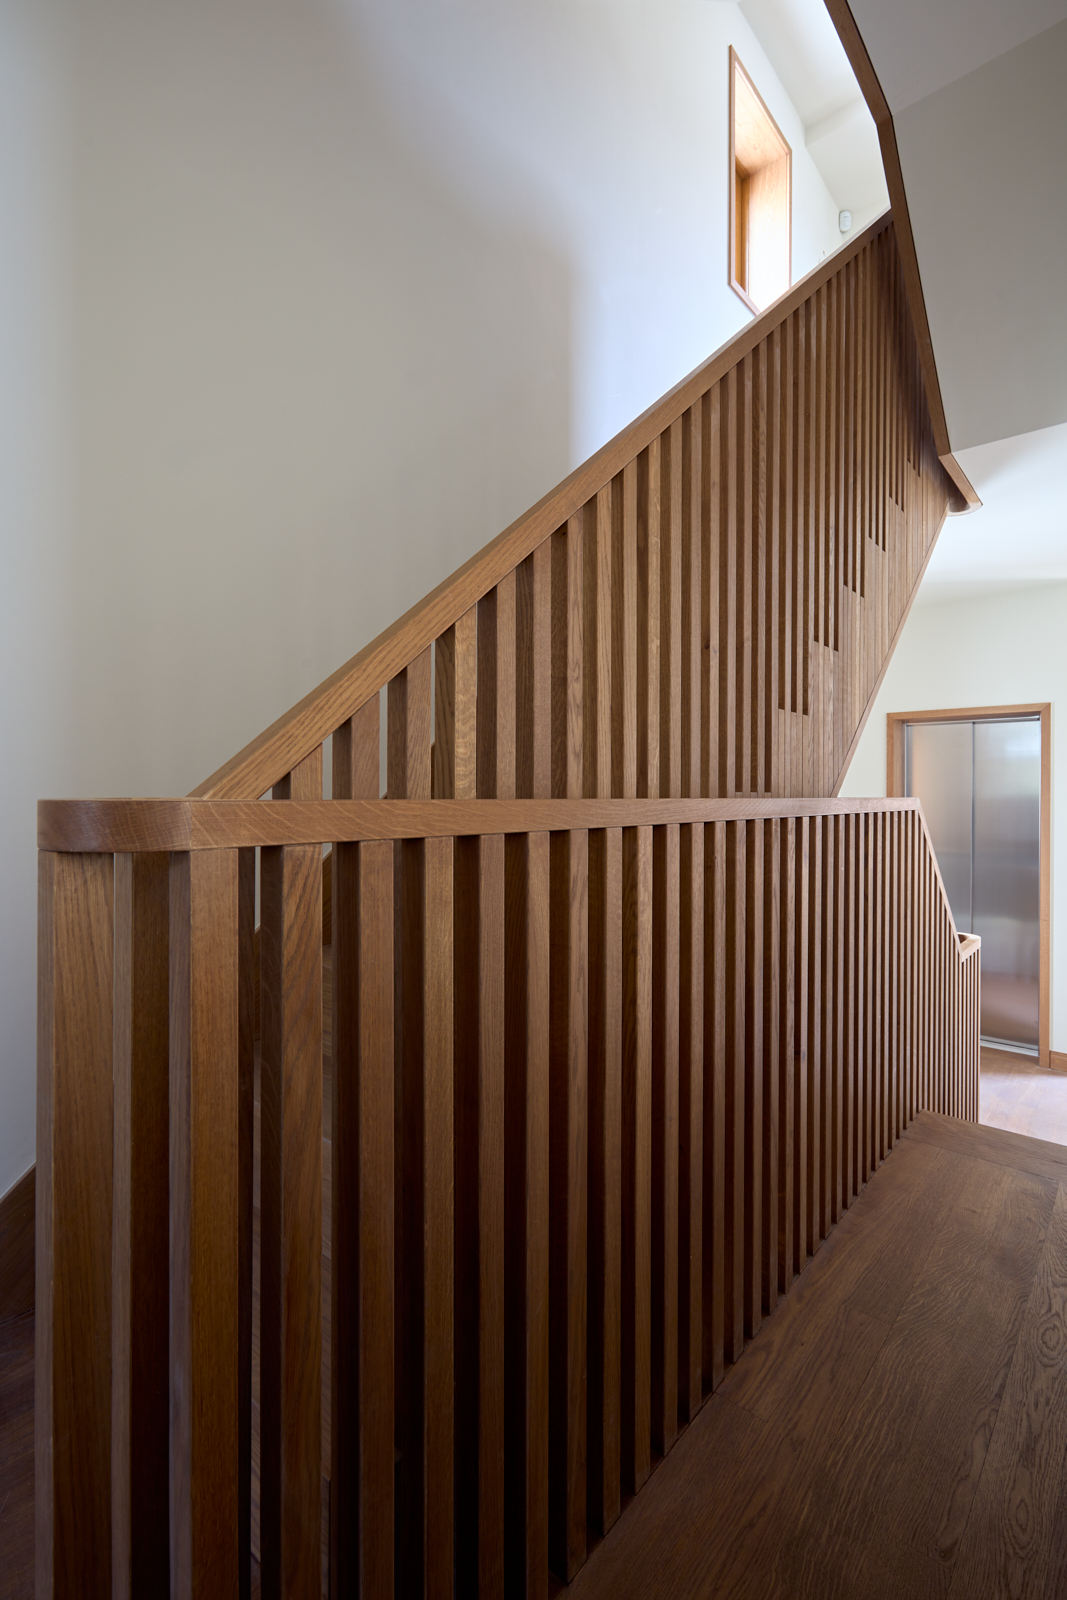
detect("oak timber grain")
[454,833,506,1597]
[112,852,170,1600]
[40,794,937,854]
[548,828,588,1581]
[1,1310,34,1599]
[621,826,652,1493]
[259,844,323,1600]
[949,1181,1067,1597]
[0,1165,35,1325]
[37,851,114,1600]
[587,827,622,1535]
[503,831,551,1599]
[397,835,454,1600]
[169,849,241,1598]
[330,839,394,1598]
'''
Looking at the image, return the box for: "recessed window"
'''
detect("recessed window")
[729,48,792,314]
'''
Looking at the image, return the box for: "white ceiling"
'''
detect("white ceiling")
[840,0,1067,606]
[739,0,860,125]
[916,422,1067,603]
[740,0,888,227]
[846,0,1067,112]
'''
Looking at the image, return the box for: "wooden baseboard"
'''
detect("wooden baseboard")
[1050,1051,1067,1074]
[0,1164,34,1322]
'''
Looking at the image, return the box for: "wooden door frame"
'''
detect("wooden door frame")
[886,704,1052,1067]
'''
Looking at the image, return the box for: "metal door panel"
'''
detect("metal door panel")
[905,720,973,933]
[973,718,1040,1048]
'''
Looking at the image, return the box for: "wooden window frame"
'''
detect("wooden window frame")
[887,704,1052,1068]
[728,46,792,316]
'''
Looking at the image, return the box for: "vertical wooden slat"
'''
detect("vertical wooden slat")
[762,819,780,1318]
[273,746,323,802]
[612,463,639,798]
[720,370,737,797]
[504,832,550,1600]
[332,838,394,1599]
[397,835,455,1600]
[587,827,622,1535]
[738,356,754,795]
[651,824,680,1455]
[678,821,704,1422]
[743,819,764,1340]
[585,491,612,800]
[478,574,518,800]
[333,696,381,804]
[169,849,240,1600]
[779,819,796,1294]
[681,407,703,799]
[637,445,661,800]
[661,420,683,798]
[455,834,506,1597]
[388,650,432,802]
[703,391,720,800]
[723,820,746,1364]
[793,817,809,1275]
[518,543,552,800]
[435,606,478,800]
[549,829,588,1581]
[37,851,114,1600]
[553,517,584,802]
[112,852,170,1600]
[805,816,822,1258]
[237,847,255,1600]
[703,822,727,1391]
[621,825,652,1489]
[752,340,767,795]
[260,843,323,1600]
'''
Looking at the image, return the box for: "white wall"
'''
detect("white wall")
[0,0,843,1198]
[840,582,1067,1053]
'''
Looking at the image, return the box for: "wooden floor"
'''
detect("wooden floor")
[563,1108,1067,1600]
[0,1310,33,1600]
[980,1044,1067,1145]
[6,1046,1067,1597]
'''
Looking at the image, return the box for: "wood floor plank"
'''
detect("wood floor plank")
[561,1117,1067,1600]
[788,1156,1055,1578]
[948,1181,1067,1599]
[0,1312,35,1600]
[906,1111,1067,1186]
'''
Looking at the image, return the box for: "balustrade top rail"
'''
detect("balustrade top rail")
[40,793,926,854]
[38,792,980,960]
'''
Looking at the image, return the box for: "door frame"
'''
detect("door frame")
[886,703,1051,1066]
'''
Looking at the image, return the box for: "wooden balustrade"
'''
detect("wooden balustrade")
[36,794,979,1598]
[36,209,973,1598]
[191,216,960,811]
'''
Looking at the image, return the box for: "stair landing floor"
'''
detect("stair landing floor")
[560,1110,1067,1600]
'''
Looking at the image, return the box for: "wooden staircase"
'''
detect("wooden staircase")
[35,212,980,1599]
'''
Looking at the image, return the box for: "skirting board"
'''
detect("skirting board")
[0,1164,34,1322]
[1050,1051,1067,1075]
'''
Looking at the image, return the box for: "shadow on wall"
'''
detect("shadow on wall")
[0,0,574,1196]
[64,0,573,799]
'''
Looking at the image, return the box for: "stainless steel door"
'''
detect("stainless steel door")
[905,721,973,931]
[904,716,1040,1050]
[973,719,1041,1049]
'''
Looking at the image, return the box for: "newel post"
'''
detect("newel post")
[169,849,241,1598]
[36,850,114,1597]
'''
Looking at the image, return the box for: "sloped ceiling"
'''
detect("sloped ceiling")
[848,0,1067,454]
[740,0,888,232]
[845,0,1067,602]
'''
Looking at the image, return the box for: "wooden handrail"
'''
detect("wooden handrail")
[822,0,979,511]
[191,211,941,803]
[41,791,922,852]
